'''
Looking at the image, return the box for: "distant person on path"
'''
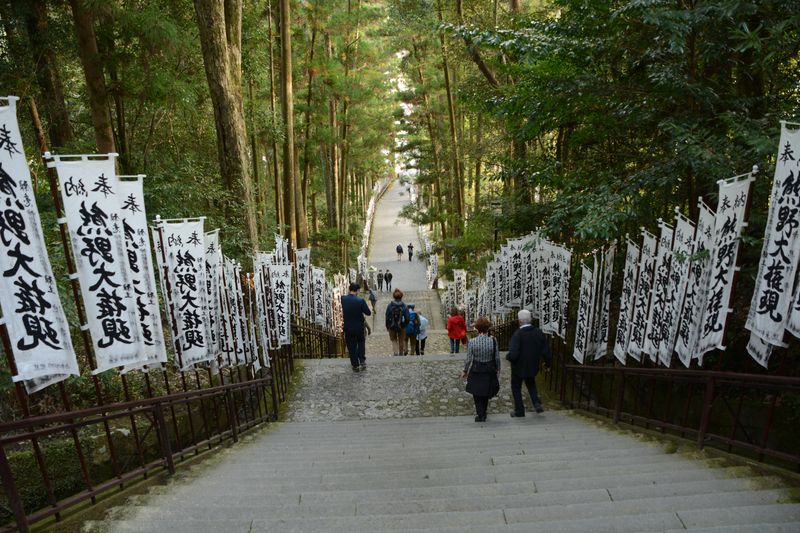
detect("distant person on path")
[384,270,393,291]
[416,310,429,356]
[377,269,384,291]
[408,242,414,261]
[447,307,466,354]
[385,288,410,356]
[341,283,371,372]
[506,309,552,416]
[461,316,501,423]
[406,304,420,356]
[367,286,377,313]
[396,243,403,261]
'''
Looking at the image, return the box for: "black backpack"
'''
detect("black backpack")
[388,302,405,331]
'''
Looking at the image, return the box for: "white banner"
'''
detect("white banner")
[274,233,289,264]
[613,239,640,364]
[644,222,674,363]
[312,267,326,326]
[594,241,616,359]
[628,230,656,361]
[747,123,800,347]
[454,269,467,308]
[674,200,716,366]
[204,230,222,359]
[507,238,524,307]
[746,331,774,368]
[0,97,78,385]
[51,154,143,373]
[161,220,213,368]
[661,211,696,366]
[223,257,246,364]
[557,245,572,340]
[269,264,293,345]
[572,262,594,364]
[118,176,167,372]
[696,174,754,358]
[541,242,557,335]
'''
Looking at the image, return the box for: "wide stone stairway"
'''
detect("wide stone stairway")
[85,356,800,532]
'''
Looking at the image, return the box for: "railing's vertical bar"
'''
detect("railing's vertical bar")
[758,392,779,462]
[0,440,29,533]
[193,370,212,448]
[697,376,716,449]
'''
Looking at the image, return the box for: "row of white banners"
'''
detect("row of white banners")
[0,97,343,393]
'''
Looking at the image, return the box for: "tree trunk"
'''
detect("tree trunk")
[248,77,267,235]
[474,113,482,208]
[301,27,317,217]
[15,0,73,149]
[194,0,259,251]
[325,32,340,231]
[267,0,283,230]
[68,0,115,153]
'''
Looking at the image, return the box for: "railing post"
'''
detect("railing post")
[0,440,29,533]
[697,376,715,449]
[559,347,567,404]
[613,369,625,424]
[226,388,240,443]
[153,403,176,475]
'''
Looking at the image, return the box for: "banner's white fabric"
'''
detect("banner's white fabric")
[162,220,214,368]
[747,123,800,348]
[118,177,167,372]
[557,245,572,340]
[643,222,674,363]
[274,234,289,264]
[594,242,616,359]
[269,264,293,345]
[0,98,78,385]
[613,239,640,364]
[52,154,143,372]
[746,330,774,368]
[628,230,656,361]
[223,257,246,364]
[696,175,753,358]
[150,227,178,358]
[674,201,716,366]
[661,211,696,366]
[203,230,222,359]
[295,248,311,319]
[312,267,326,326]
[572,262,594,363]
[454,269,467,308]
[788,285,800,340]
[507,238,524,307]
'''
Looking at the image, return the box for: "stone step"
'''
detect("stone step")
[677,504,800,529]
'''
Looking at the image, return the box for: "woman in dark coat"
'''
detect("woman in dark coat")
[460,316,501,422]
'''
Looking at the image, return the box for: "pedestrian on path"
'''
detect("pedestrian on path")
[377,269,384,291]
[341,282,371,372]
[405,304,420,356]
[367,287,377,314]
[461,316,501,423]
[385,288,410,356]
[447,307,466,354]
[408,242,414,261]
[384,270,393,291]
[396,243,403,261]
[506,309,552,416]
[416,310,429,355]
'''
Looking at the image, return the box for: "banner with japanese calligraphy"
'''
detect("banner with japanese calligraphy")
[613,239,640,364]
[674,201,716,367]
[295,248,311,319]
[594,242,616,359]
[556,245,572,340]
[428,253,438,289]
[118,176,167,371]
[203,230,222,359]
[223,257,247,364]
[274,234,289,264]
[269,264,293,345]
[161,220,213,368]
[644,222,673,363]
[254,255,278,352]
[696,174,753,359]
[628,230,656,361]
[572,262,594,364]
[507,238,524,307]
[0,98,79,386]
[747,123,800,353]
[788,286,800,341]
[51,154,144,373]
[454,269,467,308]
[662,211,695,366]
[312,267,326,326]
[485,261,499,314]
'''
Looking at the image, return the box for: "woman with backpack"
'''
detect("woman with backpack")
[447,307,466,354]
[405,304,420,356]
[385,288,410,356]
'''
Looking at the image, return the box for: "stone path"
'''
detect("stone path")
[87,357,800,532]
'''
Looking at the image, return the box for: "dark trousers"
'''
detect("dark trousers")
[345,331,366,368]
[511,374,541,414]
[450,338,460,353]
[378,280,383,290]
[416,337,426,355]
[473,395,489,420]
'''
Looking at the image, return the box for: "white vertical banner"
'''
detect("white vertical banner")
[428,253,438,289]
[223,257,246,364]
[118,176,168,371]
[312,267,326,326]
[594,241,616,359]
[50,153,144,373]
[532,245,544,320]
[498,246,509,308]
[644,221,674,363]
[507,238,524,307]
[274,234,289,264]
[521,235,537,311]
[540,242,556,335]
[454,269,467,308]
[295,248,311,320]
[613,238,640,364]
[557,245,572,340]
[674,200,716,367]
[788,285,800,342]
[628,229,657,361]
[747,123,800,351]
[486,261,499,314]
[161,220,214,368]
[203,230,222,359]
[0,97,79,387]
[269,264,293,345]
[572,262,594,364]
[696,173,754,358]
[661,210,696,366]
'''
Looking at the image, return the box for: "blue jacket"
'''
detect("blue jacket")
[341,293,371,334]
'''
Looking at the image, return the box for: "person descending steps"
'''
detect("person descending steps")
[385,288,410,356]
[341,282,371,372]
[396,243,403,261]
[405,303,421,355]
[384,269,393,291]
[407,242,414,261]
[377,269,384,291]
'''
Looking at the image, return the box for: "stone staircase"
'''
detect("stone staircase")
[84,357,800,532]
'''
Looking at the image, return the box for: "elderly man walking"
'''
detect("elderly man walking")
[506,309,552,416]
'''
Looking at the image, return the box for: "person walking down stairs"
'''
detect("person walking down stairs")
[415,309,429,355]
[384,270,393,291]
[407,242,414,261]
[447,307,466,354]
[396,243,403,261]
[377,269,384,291]
[405,304,421,355]
[461,316,501,422]
[506,309,552,416]
[385,288,410,356]
[341,283,371,372]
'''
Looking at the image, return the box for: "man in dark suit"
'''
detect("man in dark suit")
[341,282,372,372]
[506,309,552,416]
